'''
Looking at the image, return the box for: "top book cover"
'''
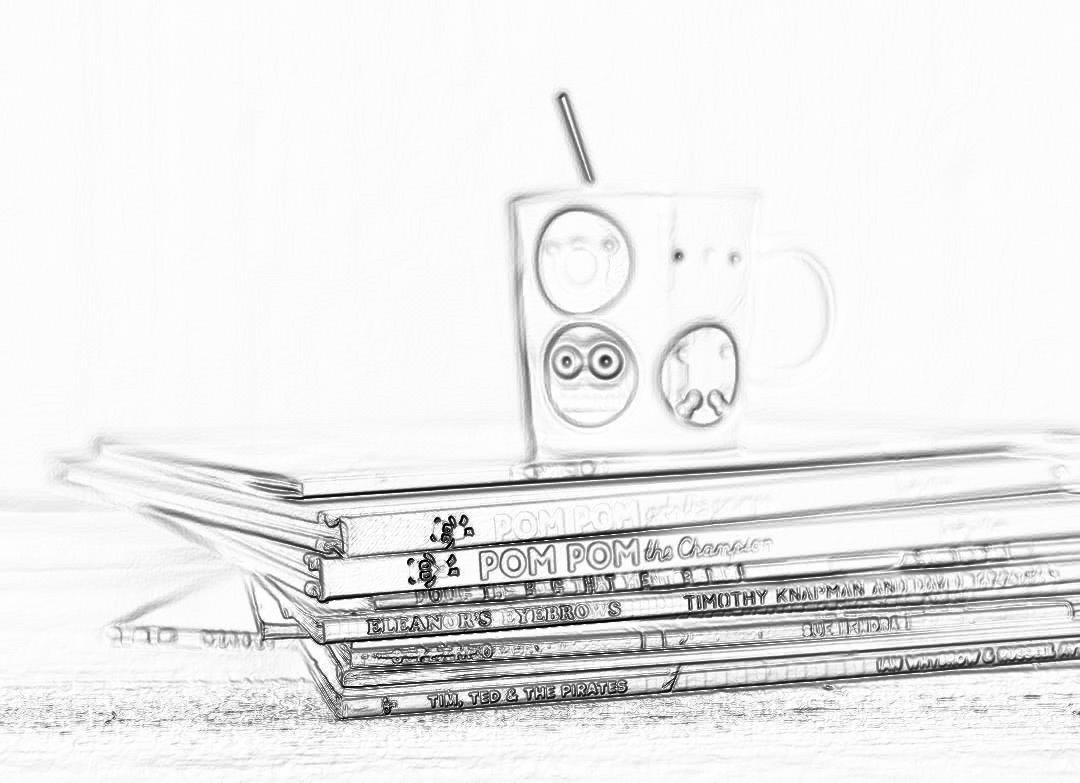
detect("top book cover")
[82,420,1080,499]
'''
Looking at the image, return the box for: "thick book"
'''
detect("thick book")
[63,440,1080,557]
[331,596,1079,679]
[259,548,1080,643]
[306,494,1080,599]
[135,487,1080,610]
[303,629,1080,718]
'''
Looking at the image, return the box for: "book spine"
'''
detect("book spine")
[370,535,1080,609]
[329,556,1080,642]
[309,498,1080,599]
[332,454,1064,555]
[315,634,1080,718]
[342,599,1071,671]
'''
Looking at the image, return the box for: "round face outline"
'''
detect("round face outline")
[535,208,633,315]
[658,322,739,428]
[543,323,638,428]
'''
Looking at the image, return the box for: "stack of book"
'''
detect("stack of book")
[63,426,1080,718]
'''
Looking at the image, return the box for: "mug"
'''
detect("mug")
[510,190,833,463]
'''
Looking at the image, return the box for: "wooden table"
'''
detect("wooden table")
[3,503,1079,781]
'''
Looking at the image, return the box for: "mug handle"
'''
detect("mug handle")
[745,247,835,382]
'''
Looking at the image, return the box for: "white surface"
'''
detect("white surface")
[3,2,1080,491]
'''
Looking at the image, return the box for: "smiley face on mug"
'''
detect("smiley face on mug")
[536,209,632,314]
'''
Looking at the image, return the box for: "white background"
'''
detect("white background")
[3,1,1080,491]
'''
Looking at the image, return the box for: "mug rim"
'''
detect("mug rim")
[510,187,763,206]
